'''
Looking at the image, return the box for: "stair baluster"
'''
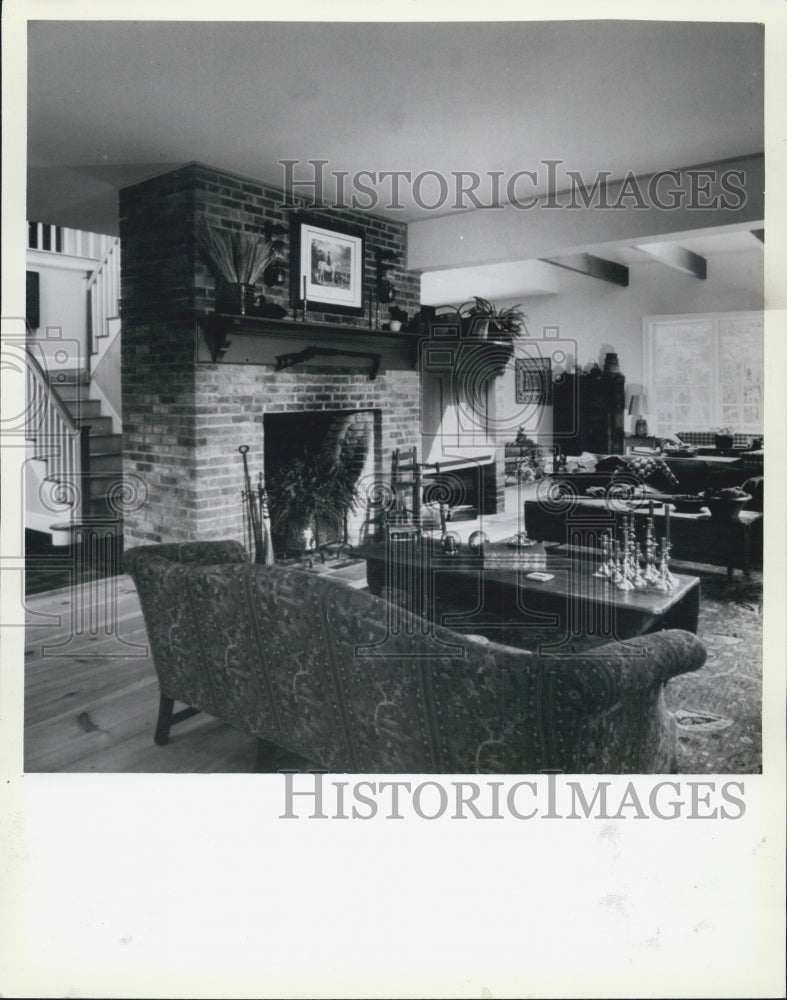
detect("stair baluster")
[25,347,84,524]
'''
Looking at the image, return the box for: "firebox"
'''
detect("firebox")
[263,409,378,553]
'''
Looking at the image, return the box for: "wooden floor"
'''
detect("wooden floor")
[23,561,371,772]
[24,575,248,772]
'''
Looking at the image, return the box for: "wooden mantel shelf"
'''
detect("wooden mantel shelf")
[195,312,515,378]
[198,312,420,362]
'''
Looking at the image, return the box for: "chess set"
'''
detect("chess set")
[593,510,676,592]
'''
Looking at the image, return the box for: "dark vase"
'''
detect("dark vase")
[460,315,491,339]
[216,280,255,315]
[714,434,734,451]
[706,494,751,521]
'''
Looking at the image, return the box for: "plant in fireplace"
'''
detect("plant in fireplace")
[266,437,362,556]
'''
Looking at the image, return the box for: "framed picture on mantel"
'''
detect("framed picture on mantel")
[290,212,365,316]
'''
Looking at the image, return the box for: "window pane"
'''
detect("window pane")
[743,385,762,407]
[647,314,761,434]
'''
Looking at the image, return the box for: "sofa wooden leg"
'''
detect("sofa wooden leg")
[154,693,175,745]
[154,696,201,746]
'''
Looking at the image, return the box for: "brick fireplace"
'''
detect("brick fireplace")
[119,163,422,550]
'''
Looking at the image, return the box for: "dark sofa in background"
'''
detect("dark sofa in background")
[527,451,763,577]
[555,454,757,498]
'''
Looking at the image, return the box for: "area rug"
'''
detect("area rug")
[430,560,763,775]
[663,561,763,774]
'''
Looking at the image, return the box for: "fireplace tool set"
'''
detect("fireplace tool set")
[238,445,275,565]
[593,510,675,592]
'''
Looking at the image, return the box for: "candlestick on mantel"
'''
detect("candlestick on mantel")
[665,504,670,543]
[302,276,308,321]
[649,501,654,520]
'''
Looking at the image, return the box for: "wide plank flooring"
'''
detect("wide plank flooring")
[23,575,257,772]
[21,505,762,775]
[23,560,371,773]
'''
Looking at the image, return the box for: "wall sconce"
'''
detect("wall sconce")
[375,247,399,304]
[264,222,289,288]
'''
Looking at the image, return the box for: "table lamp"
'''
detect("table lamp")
[629,393,648,436]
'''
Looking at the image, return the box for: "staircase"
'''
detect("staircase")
[49,370,124,524]
[25,234,124,546]
[24,364,124,546]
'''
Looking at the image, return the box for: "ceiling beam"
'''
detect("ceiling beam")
[635,243,707,279]
[408,154,764,272]
[540,253,629,287]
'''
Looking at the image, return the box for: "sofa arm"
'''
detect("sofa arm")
[124,540,248,576]
[543,629,706,715]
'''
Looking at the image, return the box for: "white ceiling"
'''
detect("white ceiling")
[26,19,765,293]
[419,229,765,303]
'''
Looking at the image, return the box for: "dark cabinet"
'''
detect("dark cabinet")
[552,371,625,455]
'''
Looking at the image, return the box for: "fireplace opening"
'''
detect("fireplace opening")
[264,410,377,554]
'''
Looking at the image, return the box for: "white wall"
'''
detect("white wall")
[27,252,94,372]
[494,246,763,443]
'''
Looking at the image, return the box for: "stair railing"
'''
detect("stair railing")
[25,345,88,522]
[86,237,121,358]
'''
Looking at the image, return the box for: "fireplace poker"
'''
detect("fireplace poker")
[238,445,265,564]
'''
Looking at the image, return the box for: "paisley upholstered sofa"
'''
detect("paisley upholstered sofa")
[123,541,706,774]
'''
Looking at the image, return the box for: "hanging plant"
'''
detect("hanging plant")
[434,297,528,342]
[460,297,528,340]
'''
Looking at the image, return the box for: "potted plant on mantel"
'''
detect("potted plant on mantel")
[195,223,273,316]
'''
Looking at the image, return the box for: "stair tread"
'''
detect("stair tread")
[74,417,113,432]
[64,404,103,416]
[47,371,89,385]
[52,386,91,398]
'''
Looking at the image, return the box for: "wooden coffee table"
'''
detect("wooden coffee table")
[353,539,700,649]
